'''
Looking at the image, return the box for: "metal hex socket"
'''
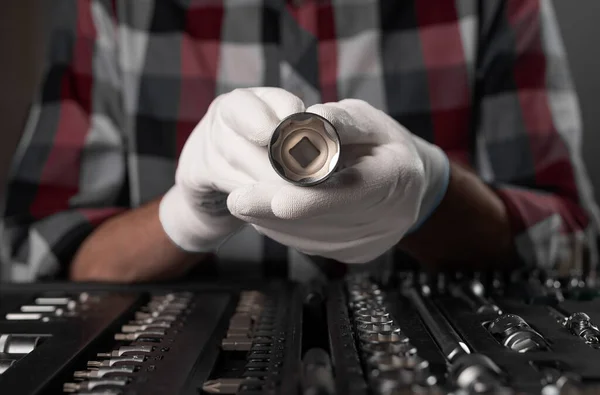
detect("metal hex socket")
[268,112,341,186]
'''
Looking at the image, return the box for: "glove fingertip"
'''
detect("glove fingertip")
[226,188,252,217]
[271,189,320,220]
[228,183,281,219]
[270,190,299,220]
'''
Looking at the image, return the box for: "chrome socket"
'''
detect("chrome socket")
[268,112,341,186]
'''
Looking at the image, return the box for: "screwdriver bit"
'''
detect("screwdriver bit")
[114,330,165,341]
[87,355,146,367]
[97,345,153,357]
[221,338,253,351]
[5,313,43,321]
[63,378,129,392]
[34,297,71,305]
[20,305,57,313]
[121,322,171,332]
[135,312,178,321]
[74,365,137,378]
[130,317,174,325]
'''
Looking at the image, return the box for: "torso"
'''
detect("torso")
[113,0,479,280]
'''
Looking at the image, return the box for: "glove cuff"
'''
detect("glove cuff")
[407,139,451,234]
[159,185,235,253]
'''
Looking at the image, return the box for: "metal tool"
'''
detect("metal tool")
[405,286,509,393]
[366,354,434,393]
[356,322,399,334]
[487,314,549,352]
[139,306,184,316]
[268,112,341,186]
[130,317,175,326]
[202,378,247,394]
[301,348,336,395]
[361,341,418,357]
[351,301,385,311]
[34,297,71,305]
[0,359,16,374]
[5,313,45,321]
[63,378,129,393]
[355,317,395,328]
[360,332,410,345]
[134,312,178,321]
[541,375,584,395]
[221,338,253,351]
[354,309,391,325]
[121,322,171,333]
[549,307,600,346]
[564,312,600,345]
[449,280,502,315]
[366,354,429,372]
[97,345,153,357]
[114,330,165,341]
[355,308,388,318]
[74,365,137,379]
[87,355,146,367]
[20,305,57,313]
[0,334,43,354]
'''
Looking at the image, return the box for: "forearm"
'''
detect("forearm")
[70,198,209,282]
[398,161,518,271]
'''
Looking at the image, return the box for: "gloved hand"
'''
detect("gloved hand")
[159,87,304,252]
[227,99,450,263]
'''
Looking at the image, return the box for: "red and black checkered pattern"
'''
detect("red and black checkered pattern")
[1,0,598,281]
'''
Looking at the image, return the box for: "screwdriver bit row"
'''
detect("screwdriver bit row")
[62,292,193,394]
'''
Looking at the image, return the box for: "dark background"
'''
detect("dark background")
[0,1,598,199]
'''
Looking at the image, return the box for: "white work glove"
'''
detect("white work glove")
[227,99,450,263]
[159,87,304,252]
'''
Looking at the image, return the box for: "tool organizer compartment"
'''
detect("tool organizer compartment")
[1,269,600,394]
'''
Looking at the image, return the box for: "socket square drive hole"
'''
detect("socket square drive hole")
[289,137,320,168]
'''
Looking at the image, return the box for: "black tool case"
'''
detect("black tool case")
[0,269,599,395]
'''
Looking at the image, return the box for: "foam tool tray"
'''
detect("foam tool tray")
[0,280,305,395]
[1,270,600,395]
[346,271,600,394]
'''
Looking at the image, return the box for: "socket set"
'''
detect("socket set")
[331,270,600,395]
[0,281,301,395]
[1,268,600,394]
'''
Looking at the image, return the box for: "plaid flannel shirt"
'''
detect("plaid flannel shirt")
[1,0,599,282]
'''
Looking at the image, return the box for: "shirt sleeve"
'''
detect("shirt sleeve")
[0,0,128,282]
[476,0,600,278]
